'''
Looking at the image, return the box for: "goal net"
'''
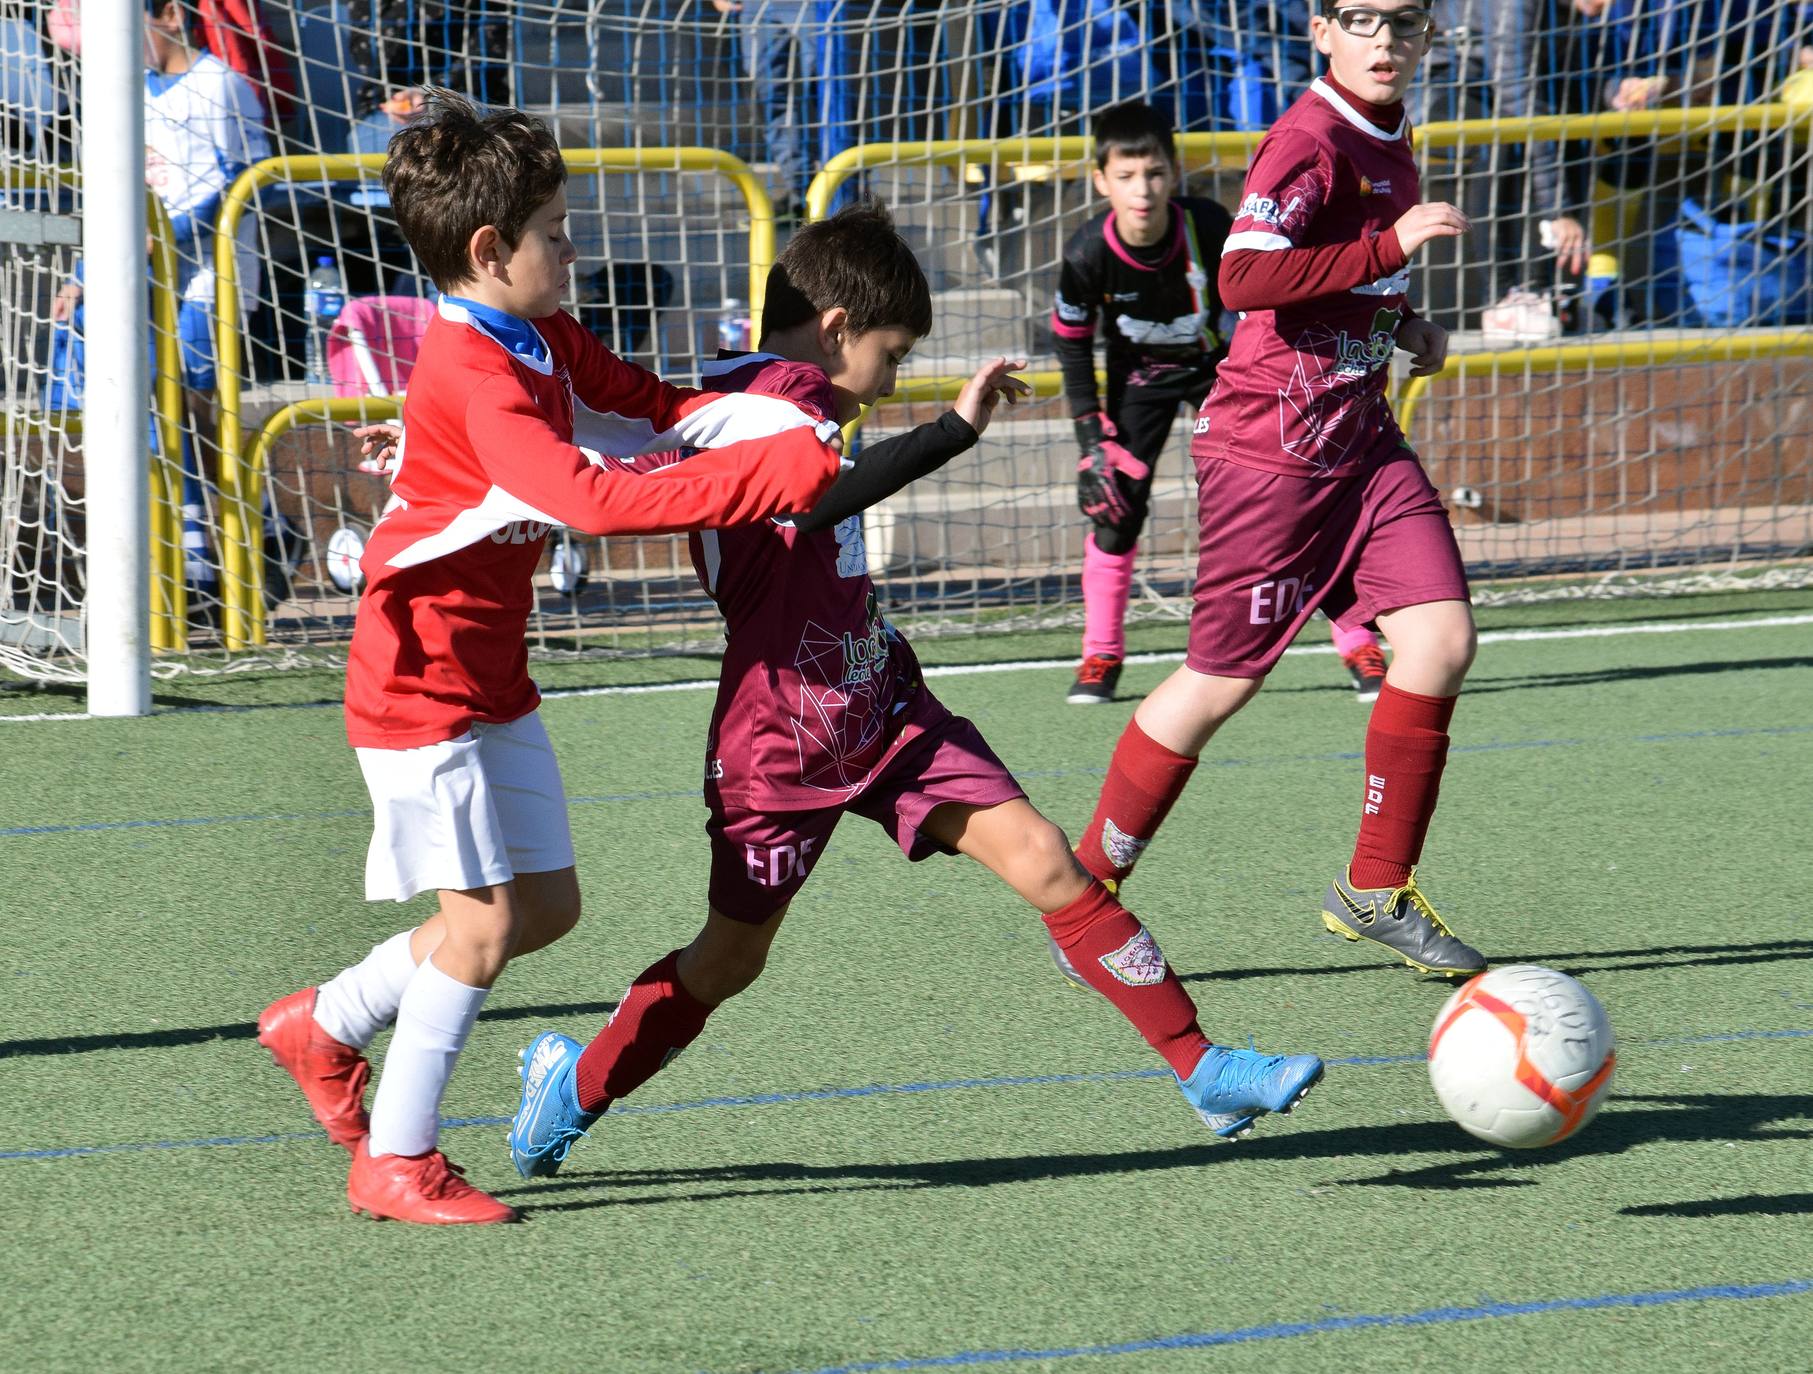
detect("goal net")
[4,0,1810,682]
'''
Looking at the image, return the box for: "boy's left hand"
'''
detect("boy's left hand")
[1396,317,1448,378]
[953,357,1032,436]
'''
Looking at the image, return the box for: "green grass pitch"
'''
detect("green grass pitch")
[2,588,1811,1371]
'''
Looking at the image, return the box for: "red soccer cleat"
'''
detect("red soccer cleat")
[347,1139,521,1225]
[256,987,371,1152]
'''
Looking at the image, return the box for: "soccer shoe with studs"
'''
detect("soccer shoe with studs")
[1067,653,1123,704]
[507,1031,600,1179]
[256,987,371,1152]
[347,1139,519,1224]
[1178,1043,1324,1139]
[1321,868,1487,977]
[1340,642,1388,703]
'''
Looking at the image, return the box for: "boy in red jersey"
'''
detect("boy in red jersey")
[505,204,1324,1179]
[1074,1,1491,978]
[254,92,841,1225]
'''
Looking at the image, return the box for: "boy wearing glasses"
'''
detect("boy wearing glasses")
[1075,0,1493,978]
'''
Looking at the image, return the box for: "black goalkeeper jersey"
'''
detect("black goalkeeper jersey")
[1051,197,1235,418]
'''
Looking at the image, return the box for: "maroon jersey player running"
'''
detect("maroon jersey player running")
[1075,0,1491,978]
[506,205,1325,1176]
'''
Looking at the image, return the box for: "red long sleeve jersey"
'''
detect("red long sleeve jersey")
[344,298,837,748]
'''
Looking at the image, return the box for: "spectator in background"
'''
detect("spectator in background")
[343,0,510,154]
[1170,1,1314,130]
[1,12,66,161]
[1578,0,1811,324]
[713,0,822,218]
[1407,0,1589,332]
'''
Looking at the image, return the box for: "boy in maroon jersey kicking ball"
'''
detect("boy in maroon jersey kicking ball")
[506,204,1324,1177]
[1074,1,1491,978]
[253,92,841,1224]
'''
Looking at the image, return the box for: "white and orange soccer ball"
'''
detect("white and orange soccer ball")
[1427,965,1616,1149]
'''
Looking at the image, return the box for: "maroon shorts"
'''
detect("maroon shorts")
[705,709,1025,923]
[1186,450,1469,678]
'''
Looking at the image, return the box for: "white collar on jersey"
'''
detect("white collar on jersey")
[699,350,785,383]
[437,294,554,375]
[1309,77,1409,142]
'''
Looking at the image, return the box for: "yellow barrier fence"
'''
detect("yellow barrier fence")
[213,148,775,649]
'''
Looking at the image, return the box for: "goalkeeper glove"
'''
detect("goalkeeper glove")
[1074,412,1149,526]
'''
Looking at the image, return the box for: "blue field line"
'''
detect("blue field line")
[773,1279,1813,1374]
[4,1028,1809,1165]
[6,721,1812,841]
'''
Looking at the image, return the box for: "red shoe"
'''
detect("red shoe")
[256,987,371,1152]
[347,1139,521,1224]
[1340,643,1388,704]
[1067,652,1124,704]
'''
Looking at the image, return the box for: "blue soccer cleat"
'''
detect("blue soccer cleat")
[1178,1042,1324,1139]
[507,1031,600,1179]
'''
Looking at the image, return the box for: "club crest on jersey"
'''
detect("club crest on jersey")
[1332,308,1400,378]
[1097,927,1167,987]
[1101,817,1149,869]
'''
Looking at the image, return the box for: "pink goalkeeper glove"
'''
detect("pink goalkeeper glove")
[1074,412,1149,526]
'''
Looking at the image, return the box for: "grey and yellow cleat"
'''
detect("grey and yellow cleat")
[1321,868,1486,977]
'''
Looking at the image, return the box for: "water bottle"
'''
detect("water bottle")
[716,297,752,355]
[1583,252,1621,333]
[304,254,345,384]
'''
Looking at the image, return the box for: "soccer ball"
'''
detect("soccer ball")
[326,525,366,594]
[1427,965,1616,1149]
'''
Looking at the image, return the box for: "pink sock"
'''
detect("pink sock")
[1082,533,1135,660]
[1330,618,1380,658]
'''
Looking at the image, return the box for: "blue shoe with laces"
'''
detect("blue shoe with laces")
[507,1031,599,1179]
[1178,1042,1324,1139]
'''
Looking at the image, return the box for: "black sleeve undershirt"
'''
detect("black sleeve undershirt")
[791,410,979,535]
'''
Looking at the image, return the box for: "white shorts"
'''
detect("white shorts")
[356,711,576,903]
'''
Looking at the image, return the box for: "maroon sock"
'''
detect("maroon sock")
[1078,717,1199,882]
[573,950,714,1113]
[1349,683,1457,890]
[1042,881,1206,1077]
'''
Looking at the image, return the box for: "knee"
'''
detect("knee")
[1089,516,1142,556]
[681,933,771,1004]
[1019,819,1087,901]
[447,922,519,984]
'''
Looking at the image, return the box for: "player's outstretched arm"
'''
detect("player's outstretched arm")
[792,358,1029,535]
[468,377,841,536]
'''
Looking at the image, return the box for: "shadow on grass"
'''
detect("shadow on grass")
[499,1091,1813,1215]
[1182,937,1813,986]
[0,997,619,1060]
[1460,655,1813,696]
[9,935,1808,1060]
[1621,1192,1813,1219]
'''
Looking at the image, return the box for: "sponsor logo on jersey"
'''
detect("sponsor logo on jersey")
[1332,308,1400,378]
[1359,176,1392,196]
[1193,414,1212,435]
[1101,817,1149,869]
[1097,927,1167,986]
[1352,265,1412,297]
[1116,310,1210,347]
[1110,291,1141,302]
[1237,192,1305,227]
[833,513,867,579]
[490,519,554,544]
[1054,292,1091,323]
[705,757,724,781]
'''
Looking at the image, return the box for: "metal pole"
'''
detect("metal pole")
[83,0,151,716]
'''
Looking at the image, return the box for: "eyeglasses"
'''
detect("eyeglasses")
[1326,6,1436,39]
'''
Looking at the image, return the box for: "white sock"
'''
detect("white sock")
[313,930,419,1050]
[366,955,489,1158]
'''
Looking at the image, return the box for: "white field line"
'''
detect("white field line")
[4,612,1811,724]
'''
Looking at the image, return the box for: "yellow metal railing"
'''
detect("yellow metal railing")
[213,148,774,648]
[1394,330,1813,438]
[4,167,188,650]
[806,104,1811,220]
